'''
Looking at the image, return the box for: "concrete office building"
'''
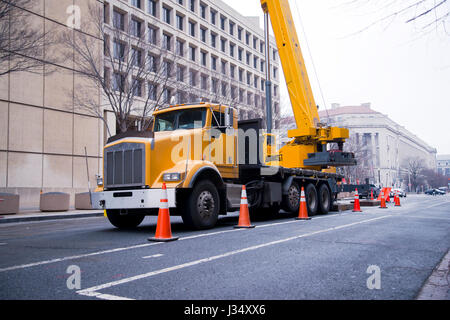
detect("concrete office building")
[0,0,104,209]
[0,0,280,209]
[102,0,281,135]
[318,103,437,188]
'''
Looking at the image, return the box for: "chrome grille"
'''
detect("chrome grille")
[104,142,145,189]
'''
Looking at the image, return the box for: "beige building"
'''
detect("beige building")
[319,103,437,188]
[0,0,104,209]
[0,0,280,210]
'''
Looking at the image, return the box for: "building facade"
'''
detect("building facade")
[0,0,280,209]
[102,0,281,135]
[318,103,437,188]
[0,0,104,209]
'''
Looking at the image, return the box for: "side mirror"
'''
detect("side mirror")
[224,107,233,127]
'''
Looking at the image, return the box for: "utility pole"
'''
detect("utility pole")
[264,12,273,134]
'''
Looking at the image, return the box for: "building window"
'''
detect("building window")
[163,61,172,77]
[201,51,207,66]
[148,25,157,45]
[177,65,185,82]
[200,27,207,42]
[113,40,125,61]
[190,46,196,62]
[189,21,196,37]
[133,78,143,97]
[131,0,141,9]
[176,39,184,56]
[220,38,226,53]
[189,70,197,86]
[253,37,257,49]
[163,6,172,24]
[239,69,243,82]
[210,9,217,25]
[162,33,171,51]
[245,32,250,45]
[148,54,158,72]
[104,2,110,24]
[131,47,142,67]
[176,14,184,31]
[200,3,207,19]
[148,0,157,17]
[246,52,251,65]
[221,60,227,75]
[113,10,125,31]
[211,33,217,48]
[130,18,142,38]
[238,27,243,41]
[230,65,235,79]
[220,15,226,31]
[148,83,157,100]
[112,72,125,92]
[201,74,208,90]
[229,43,235,58]
[238,48,243,61]
[211,56,217,70]
[229,21,234,36]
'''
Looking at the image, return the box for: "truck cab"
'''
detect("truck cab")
[92,103,240,230]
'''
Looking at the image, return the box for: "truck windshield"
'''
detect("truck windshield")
[154,108,207,132]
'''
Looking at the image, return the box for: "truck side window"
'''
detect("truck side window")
[212,111,225,127]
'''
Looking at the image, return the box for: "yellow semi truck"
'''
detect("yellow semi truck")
[92,0,356,230]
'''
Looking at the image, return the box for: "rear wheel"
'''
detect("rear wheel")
[317,184,331,215]
[106,210,145,229]
[182,180,220,230]
[282,181,300,214]
[305,183,319,216]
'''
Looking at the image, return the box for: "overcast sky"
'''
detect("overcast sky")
[225,0,450,155]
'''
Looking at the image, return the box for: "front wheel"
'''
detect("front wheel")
[182,180,220,230]
[106,210,145,229]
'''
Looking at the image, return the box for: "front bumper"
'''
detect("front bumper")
[91,188,176,210]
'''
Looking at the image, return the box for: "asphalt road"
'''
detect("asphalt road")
[0,194,449,301]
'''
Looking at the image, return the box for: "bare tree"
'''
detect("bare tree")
[402,157,425,192]
[61,2,196,137]
[422,168,448,188]
[0,0,57,76]
[343,0,450,35]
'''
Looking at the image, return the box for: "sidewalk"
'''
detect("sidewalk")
[0,209,105,224]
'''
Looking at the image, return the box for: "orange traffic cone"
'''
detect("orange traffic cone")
[379,189,387,209]
[395,192,401,207]
[353,189,362,212]
[235,185,255,229]
[370,189,374,201]
[296,187,311,220]
[148,183,179,242]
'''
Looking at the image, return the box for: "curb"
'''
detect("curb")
[0,212,105,224]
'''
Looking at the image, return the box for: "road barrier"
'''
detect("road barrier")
[235,185,255,229]
[353,189,362,213]
[296,187,311,221]
[148,183,179,242]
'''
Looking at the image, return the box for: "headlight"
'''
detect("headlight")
[163,173,182,182]
[96,175,103,186]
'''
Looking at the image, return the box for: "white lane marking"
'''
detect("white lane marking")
[142,254,164,259]
[78,290,134,300]
[77,215,390,300]
[0,208,391,274]
[0,213,350,273]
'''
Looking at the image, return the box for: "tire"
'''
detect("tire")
[182,180,220,230]
[317,184,331,215]
[305,183,319,216]
[282,181,300,214]
[106,210,145,229]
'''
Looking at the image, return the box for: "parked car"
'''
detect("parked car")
[390,188,407,198]
[424,189,446,195]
